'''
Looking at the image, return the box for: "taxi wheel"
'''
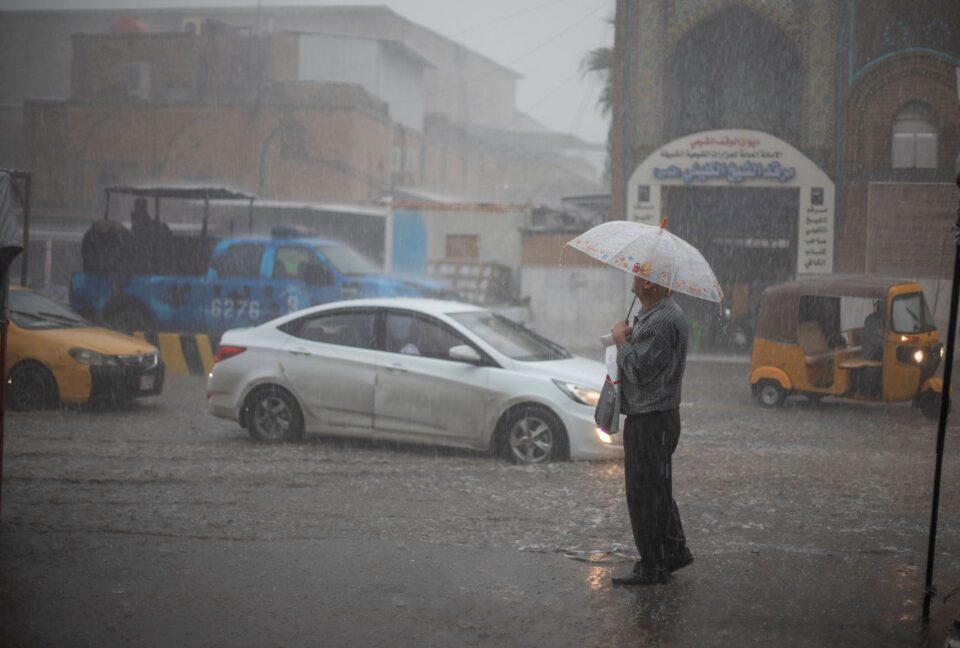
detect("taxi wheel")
[756,380,786,407]
[7,362,59,411]
[245,386,304,443]
[498,405,568,465]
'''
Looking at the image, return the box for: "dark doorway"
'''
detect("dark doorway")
[664,186,798,350]
[664,186,797,289]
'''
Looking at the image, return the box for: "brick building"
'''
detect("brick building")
[609,0,959,304]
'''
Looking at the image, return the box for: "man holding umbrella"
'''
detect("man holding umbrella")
[609,273,693,586]
[567,218,720,586]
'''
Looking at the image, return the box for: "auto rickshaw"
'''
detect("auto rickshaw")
[749,277,943,418]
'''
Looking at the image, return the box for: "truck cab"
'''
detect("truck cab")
[205,232,453,332]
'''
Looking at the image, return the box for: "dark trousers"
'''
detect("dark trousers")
[623,409,686,571]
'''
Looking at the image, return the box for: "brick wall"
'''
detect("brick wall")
[24,98,393,213]
[839,54,960,273]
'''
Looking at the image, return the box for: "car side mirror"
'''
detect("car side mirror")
[449,344,481,364]
[303,263,334,286]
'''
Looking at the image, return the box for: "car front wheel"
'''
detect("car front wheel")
[7,361,58,411]
[500,406,567,465]
[756,380,786,407]
[246,386,304,443]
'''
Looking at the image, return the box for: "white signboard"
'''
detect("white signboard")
[626,129,834,275]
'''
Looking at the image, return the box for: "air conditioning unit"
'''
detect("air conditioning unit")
[120,62,152,100]
[181,17,204,35]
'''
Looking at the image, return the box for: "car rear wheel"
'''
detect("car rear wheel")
[756,380,786,407]
[7,362,59,411]
[246,386,304,443]
[499,406,567,465]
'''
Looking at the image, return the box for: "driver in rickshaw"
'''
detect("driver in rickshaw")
[862,300,885,361]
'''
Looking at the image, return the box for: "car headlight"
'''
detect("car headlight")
[69,348,118,366]
[553,380,601,407]
[913,349,924,364]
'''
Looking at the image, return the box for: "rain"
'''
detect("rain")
[0,0,959,646]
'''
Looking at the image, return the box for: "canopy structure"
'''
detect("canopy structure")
[753,276,913,344]
[102,184,257,236]
[102,185,256,202]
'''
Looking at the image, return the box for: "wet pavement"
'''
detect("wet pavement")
[1,358,959,646]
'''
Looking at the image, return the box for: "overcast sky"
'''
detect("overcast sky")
[0,0,615,144]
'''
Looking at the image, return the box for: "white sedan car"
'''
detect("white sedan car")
[207,298,623,464]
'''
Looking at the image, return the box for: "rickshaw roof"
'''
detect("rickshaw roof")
[761,276,912,301]
[755,276,922,343]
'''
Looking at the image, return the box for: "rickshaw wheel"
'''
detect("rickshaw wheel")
[917,391,941,420]
[805,392,826,403]
[756,380,786,407]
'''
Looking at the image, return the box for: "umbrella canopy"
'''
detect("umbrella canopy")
[566,220,723,303]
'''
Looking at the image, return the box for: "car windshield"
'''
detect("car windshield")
[316,244,380,276]
[449,311,570,361]
[10,291,88,330]
[891,292,936,334]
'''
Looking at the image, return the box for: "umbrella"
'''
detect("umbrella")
[566,219,723,303]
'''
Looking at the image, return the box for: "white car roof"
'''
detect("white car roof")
[294,297,487,318]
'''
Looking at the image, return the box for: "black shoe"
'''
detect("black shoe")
[666,547,694,573]
[611,568,671,587]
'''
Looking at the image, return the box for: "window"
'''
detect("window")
[445,235,479,259]
[273,246,317,279]
[285,310,376,349]
[316,244,379,275]
[9,290,86,330]
[212,243,264,278]
[891,102,938,169]
[280,120,308,159]
[891,292,935,334]
[385,312,467,360]
[450,310,570,361]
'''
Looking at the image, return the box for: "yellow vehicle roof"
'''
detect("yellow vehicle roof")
[755,277,920,343]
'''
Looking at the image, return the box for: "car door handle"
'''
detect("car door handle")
[288,347,312,356]
[387,362,407,373]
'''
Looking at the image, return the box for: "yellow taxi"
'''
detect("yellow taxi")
[6,287,164,410]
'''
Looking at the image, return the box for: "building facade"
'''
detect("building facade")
[610,0,959,303]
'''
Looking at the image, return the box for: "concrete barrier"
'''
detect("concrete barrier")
[133,332,216,376]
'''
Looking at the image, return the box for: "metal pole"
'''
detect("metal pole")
[19,174,30,287]
[0,315,7,521]
[922,161,960,621]
[248,197,254,234]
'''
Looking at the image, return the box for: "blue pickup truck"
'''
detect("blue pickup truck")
[70,231,454,335]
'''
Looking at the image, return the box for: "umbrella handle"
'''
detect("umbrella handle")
[625,295,637,322]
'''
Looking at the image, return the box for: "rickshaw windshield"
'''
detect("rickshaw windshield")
[891,293,936,334]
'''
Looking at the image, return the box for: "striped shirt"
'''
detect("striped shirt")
[617,296,688,415]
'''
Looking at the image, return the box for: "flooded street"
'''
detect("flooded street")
[2,358,958,646]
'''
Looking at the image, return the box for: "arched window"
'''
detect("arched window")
[891,101,938,169]
[280,120,308,159]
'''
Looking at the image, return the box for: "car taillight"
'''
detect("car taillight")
[213,345,247,364]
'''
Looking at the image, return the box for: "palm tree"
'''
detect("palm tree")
[582,45,614,116]
[582,44,614,185]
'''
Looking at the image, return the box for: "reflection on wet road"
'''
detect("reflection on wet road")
[1,359,958,646]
